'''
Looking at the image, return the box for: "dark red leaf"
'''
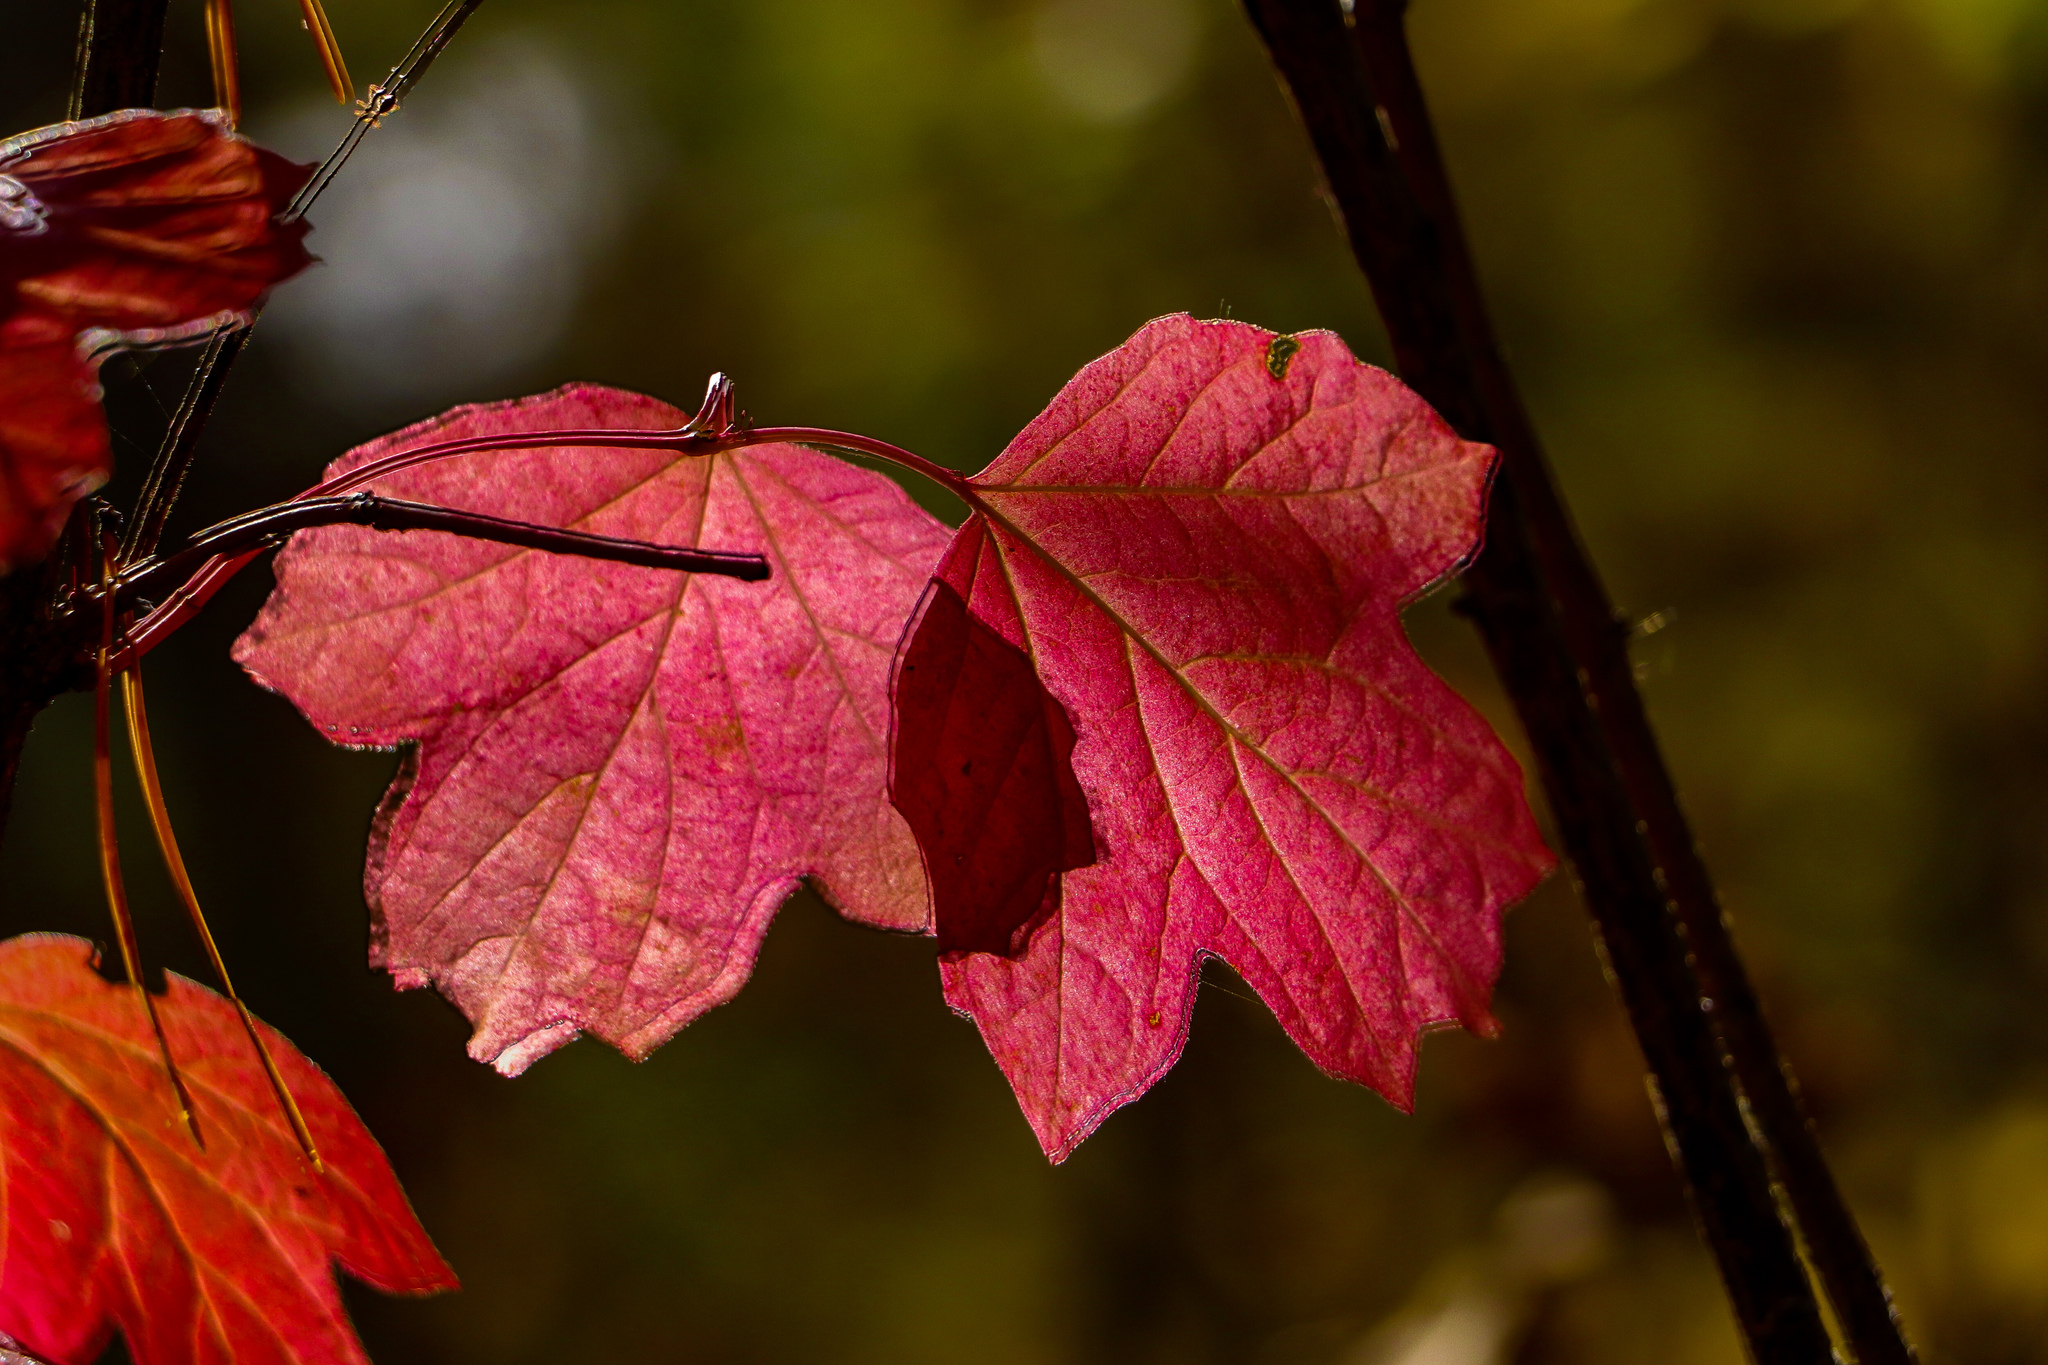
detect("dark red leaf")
[0,110,312,571]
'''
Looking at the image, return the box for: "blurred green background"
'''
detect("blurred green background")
[4,0,2048,1360]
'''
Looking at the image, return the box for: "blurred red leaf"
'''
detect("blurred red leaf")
[0,109,312,571]
[0,933,454,1365]
[233,385,950,1075]
[893,315,1555,1159]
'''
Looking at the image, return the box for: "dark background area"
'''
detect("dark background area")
[5,0,2048,1360]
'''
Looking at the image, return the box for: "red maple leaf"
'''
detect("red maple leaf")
[233,385,951,1074]
[0,933,454,1365]
[892,315,1555,1159]
[0,110,312,572]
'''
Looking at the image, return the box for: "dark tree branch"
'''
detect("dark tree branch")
[112,493,769,614]
[1237,2,1908,1361]
[1331,7,1915,1362]
[70,0,169,118]
[0,0,173,834]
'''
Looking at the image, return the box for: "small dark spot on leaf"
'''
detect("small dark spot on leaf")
[1147,1012,1162,1028]
[1265,334,1300,380]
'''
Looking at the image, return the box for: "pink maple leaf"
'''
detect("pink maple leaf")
[234,384,950,1073]
[891,315,1555,1160]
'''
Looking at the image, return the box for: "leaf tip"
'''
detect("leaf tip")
[479,1019,583,1077]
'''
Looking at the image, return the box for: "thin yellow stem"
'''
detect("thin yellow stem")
[296,0,355,104]
[205,0,243,127]
[122,671,323,1170]
[94,531,203,1151]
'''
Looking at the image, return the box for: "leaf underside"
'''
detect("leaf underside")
[889,551,1095,958]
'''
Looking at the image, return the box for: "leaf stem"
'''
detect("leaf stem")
[92,523,203,1150]
[108,492,768,669]
[732,429,973,498]
[125,327,248,564]
[122,667,323,1168]
[204,0,242,126]
[1237,2,1907,1361]
[284,0,486,223]
[296,0,355,106]
[142,490,770,595]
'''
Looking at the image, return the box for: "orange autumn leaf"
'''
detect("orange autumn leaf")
[0,934,454,1365]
